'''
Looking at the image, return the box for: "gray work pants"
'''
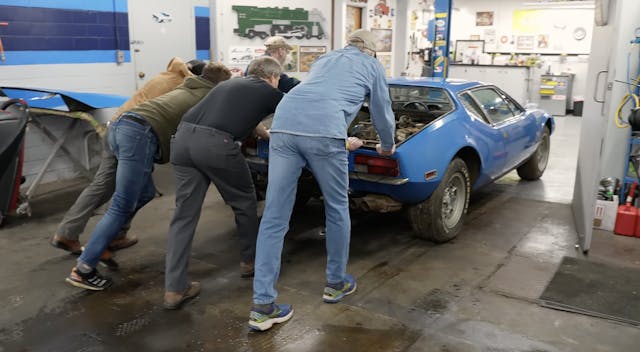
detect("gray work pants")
[165,122,257,292]
[56,132,130,240]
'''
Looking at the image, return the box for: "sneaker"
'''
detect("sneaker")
[65,267,112,290]
[248,303,294,331]
[50,234,82,255]
[108,236,138,251]
[323,274,357,303]
[164,281,201,310]
[240,261,254,278]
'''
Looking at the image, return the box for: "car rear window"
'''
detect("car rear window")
[389,86,453,113]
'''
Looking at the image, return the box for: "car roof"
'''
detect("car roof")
[387,77,483,94]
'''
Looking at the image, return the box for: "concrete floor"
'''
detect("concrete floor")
[1,115,640,351]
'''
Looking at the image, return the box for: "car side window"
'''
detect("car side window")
[469,88,515,124]
[459,93,487,123]
[504,95,524,116]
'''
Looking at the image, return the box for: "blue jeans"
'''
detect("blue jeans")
[253,132,350,305]
[78,115,158,268]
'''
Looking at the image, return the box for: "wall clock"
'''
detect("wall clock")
[573,27,586,41]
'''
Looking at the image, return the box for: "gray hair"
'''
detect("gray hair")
[247,56,282,80]
[348,39,367,51]
[348,38,376,57]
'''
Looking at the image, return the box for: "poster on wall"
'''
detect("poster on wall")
[231,5,328,40]
[283,45,299,72]
[229,47,264,65]
[299,46,326,72]
[483,28,496,47]
[377,53,392,76]
[454,40,484,64]
[475,11,494,26]
[371,28,393,52]
[516,35,534,50]
[537,34,549,49]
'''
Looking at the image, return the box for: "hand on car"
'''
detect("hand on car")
[376,143,396,156]
[347,137,363,151]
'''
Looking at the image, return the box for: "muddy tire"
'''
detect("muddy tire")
[409,158,471,243]
[517,127,550,180]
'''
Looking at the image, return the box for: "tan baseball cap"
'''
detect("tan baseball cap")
[264,36,293,50]
[348,29,376,52]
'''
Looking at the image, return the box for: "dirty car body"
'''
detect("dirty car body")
[244,78,555,242]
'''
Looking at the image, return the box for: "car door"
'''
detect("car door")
[458,91,507,181]
[467,87,536,175]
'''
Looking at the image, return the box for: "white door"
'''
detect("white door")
[571,1,615,253]
[128,0,196,89]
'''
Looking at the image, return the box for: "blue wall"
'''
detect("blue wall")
[195,6,210,61]
[0,0,130,65]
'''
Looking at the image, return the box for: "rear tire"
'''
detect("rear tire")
[409,158,470,243]
[517,127,550,180]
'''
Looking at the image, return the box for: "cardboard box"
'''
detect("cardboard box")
[593,195,619,231]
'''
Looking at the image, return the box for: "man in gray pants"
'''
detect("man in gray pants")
[164,56,283,309]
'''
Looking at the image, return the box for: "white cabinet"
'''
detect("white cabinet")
[449,65,531,105]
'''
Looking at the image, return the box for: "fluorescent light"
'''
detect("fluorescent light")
[522,1,595,9]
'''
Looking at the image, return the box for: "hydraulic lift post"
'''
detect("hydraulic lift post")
[429,0,452,79]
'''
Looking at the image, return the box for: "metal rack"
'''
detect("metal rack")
[619,131,640,204]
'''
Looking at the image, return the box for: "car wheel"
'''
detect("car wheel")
[517,126,550,180]
[247,30,256,39]
[409,158,470,243]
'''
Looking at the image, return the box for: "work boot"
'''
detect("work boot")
[240,261,254,278]
[108,235,138,251]
[50,234,82,255]
[164,282,201,310]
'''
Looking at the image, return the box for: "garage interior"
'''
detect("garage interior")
[2,0,640,351]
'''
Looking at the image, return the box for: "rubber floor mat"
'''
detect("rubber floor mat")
[539,256,640,325]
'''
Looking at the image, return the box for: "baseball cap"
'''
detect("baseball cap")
[348,29,376,53]
[264,36,293,50]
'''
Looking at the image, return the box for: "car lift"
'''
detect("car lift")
[429,0,452,79]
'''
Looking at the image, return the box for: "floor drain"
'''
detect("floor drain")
[114,316,150,336]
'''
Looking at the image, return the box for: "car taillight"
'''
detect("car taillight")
[354,155,399,177]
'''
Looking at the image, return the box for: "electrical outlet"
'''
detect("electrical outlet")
[116,50,125,64]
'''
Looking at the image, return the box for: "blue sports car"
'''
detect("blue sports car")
[244,78,554,242]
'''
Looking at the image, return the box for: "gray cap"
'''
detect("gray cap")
[348,29,376,52]
[264,36,293,50]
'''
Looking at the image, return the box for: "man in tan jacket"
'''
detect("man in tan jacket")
[50,57,195,263]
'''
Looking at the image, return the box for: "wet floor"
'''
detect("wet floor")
[1,116,640,351]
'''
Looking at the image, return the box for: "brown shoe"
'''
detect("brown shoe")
[80,246,119,270]
[108,236,138,251]
[240,261,254,278]
[164,281,201,310]
[50,234,82,255]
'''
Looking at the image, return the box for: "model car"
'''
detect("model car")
[243,78,554,242]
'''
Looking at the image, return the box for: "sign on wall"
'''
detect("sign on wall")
[299,46,326,72]
[231,5,327,40]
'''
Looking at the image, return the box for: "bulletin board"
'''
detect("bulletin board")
[508,9,593,54]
